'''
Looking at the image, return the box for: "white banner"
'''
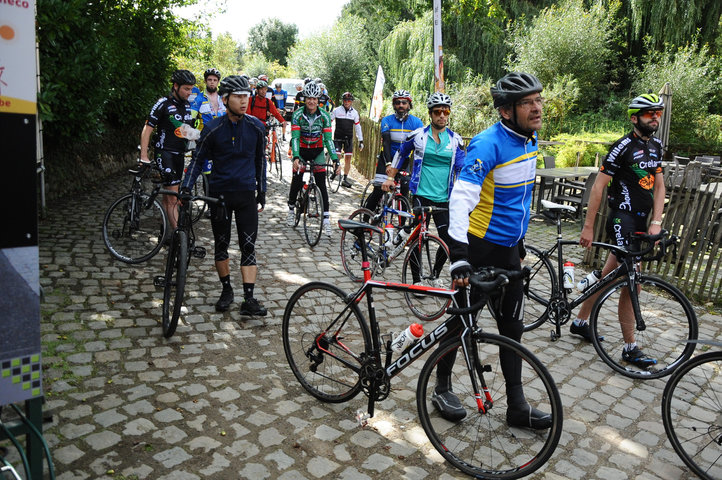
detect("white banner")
[368,65,386,122]
[0,0,36,114]
[433,0,444,93]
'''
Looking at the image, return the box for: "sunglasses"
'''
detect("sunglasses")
[431,108,450,117]
[640,110,663,119]
[393,100,409,105]
[516,96,545,108]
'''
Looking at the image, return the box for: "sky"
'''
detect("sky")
[175,0,350,44]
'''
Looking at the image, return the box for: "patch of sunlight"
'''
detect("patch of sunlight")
[594,426,648,458]
[274,271,310,285]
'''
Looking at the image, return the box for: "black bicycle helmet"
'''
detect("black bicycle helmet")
[204,68,221,80]
[490,72,543,108]
[628,93,665,118]
[171,69,196,86]
[218,75,252,97]
[304,77,312,84]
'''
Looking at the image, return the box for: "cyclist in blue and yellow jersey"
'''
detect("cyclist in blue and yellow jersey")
[182,75,268,317]
[446,72,552,430]
[191,68,226,129]
[571,93,666,367]
[382,92,465,284]
[363,90,424,213]
[286,81,340,237]
[330,92,364,188]
[139,69,199,230]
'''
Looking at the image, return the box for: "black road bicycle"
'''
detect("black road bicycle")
[282,217,563,479]
[522,200,697,379]
[153,189,222,338]
[292,161,335,247]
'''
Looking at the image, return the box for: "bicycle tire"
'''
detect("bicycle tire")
[327,164,342,193]
[303,183,324,247]
[662,350,722,480]
[360,180,375,209]
[190,174,209,224]
[340,208,383,282]
[521,245,557,332]
[589,275,697,379]
[102,192,167,264]
[162,230,187,338]
[401,234,452,321]
[275,142,282,179]
[416,332,563,479]
[282,282,371,402]
[386,193,412,230]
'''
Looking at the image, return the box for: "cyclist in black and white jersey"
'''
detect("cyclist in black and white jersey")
[139,69,199,230]
[572,93,666,368]
[330,92,364,188]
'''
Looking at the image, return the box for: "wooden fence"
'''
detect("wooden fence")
[584,162,722,304]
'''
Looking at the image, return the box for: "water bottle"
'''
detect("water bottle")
[562,262,575,289]
[393,226,410,246]
[577,269,601,292]
[384,224,396,247]
[391,323,424,353]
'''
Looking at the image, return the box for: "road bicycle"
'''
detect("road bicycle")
[291,160,335,247]
[153,189,222,338]
[522,199,698,379]
[267,118,283,180]
[282,217,563,479]
[359,171,412,216]
[102,163,168,264]
[340,205,451,321]
[661,340,722,480]
[325,150,342,193]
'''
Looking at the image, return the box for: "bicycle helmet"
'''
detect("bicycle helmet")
[218,75,252,97]
[304,77,312,84]
[258,74,269,82]
[256,80,268,89]
[318,83,326,91]
[426,92,452,109]
[204,68,221,80]
[171,69,196,86]
[314,77,322,84]
[295,82,303,89]
[303,82,322,98]
[249,78,257,86]
[342,92,354,101]
[392,90,413,109]
[275,82,282,88]
[628,93,665,118]
[490,72,543,108]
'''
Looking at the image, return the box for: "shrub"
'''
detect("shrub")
[541,132,626,168]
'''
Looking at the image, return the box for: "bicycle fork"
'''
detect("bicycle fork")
[461,333,495,413]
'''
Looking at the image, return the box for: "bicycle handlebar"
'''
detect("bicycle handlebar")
[446,267,530,316]
[158,189,224,207]
[626,229,678,261]
[411,205,447,215]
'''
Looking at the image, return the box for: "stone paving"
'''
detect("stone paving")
[21,152,722,479]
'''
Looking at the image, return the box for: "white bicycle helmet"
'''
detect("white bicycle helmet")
[303,82,322,98]
[392,90,413,109]
[628,93,665,118]
[426,92,452,109]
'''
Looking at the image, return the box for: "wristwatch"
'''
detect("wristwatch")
[650,220,663,226]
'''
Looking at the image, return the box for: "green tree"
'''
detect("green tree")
[287,16,372,102]
[247,18,298,66]
[177,32,243,80]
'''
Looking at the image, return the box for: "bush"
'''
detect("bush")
[541,131,625,168]
[446,73,497,138]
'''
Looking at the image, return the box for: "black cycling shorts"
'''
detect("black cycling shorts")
[155,150,184,186]
[209,191,258,266]
[605,210,647,259]
[334,138,353,155]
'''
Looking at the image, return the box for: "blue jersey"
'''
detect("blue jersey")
[448,122,537,247]
[191,90,226,129]
[272,89,288,110]
[380,114,424,161]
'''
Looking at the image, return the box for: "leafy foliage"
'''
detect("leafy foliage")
[287,16,372,102]
[242,53,296,80]
[247,18,298,67]
[176,32,243,82]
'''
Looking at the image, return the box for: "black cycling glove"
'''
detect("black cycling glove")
[256,191,266,209]
[450,260,473,283]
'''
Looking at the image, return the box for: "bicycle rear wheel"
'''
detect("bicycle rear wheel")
[360,180,375,208]
[417,332,563,479]
[401,234,452,321]
[327,164,341,193]
[190,174,208,224]
[102,192,167,264]
[282,282,371,402]
[303,183,324,247]
[590,275,698,379]
[274,142,283,179]
[521,245,556,332]
[662,351,722,480]
[340,208,383,282]
[162,230,187,338]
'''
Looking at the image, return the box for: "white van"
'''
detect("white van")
[271,78,304,118]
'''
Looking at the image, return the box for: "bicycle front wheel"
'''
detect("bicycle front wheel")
[401,234,452,321]
[417,332,563,479]
[102,192,167,264]
[521,245,556,332]
[275,142,283,179]
[662,351,722,480]
[162,230,187,338]
[282,282,371,403]
[303,183,324,247]
[327,164,341,193]
[190,174,208,224]
[590,275,698,379]
[340,208,383,282]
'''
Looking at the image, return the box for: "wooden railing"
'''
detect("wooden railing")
[584,164,722,304]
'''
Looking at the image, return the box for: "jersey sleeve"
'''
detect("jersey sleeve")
[353,110,363,142]
[146,97,165,128]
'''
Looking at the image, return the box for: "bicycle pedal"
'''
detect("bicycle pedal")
[192,246,206,259]
[355,409,370,428]
[153,275,165,287]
